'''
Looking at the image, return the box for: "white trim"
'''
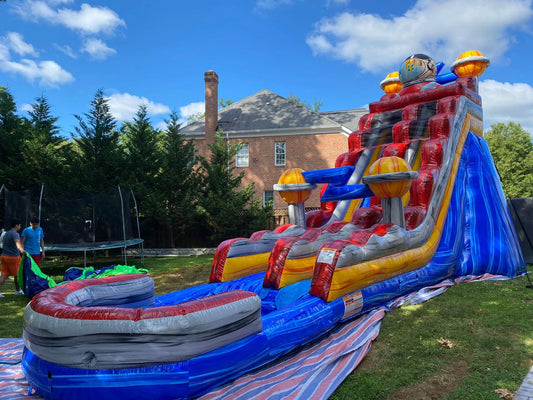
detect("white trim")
[182,126,346,140]
[340,125,353,136]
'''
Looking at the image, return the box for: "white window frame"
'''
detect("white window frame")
[263,190,274,206]
[275,141,286,166]
[236,143,249,167]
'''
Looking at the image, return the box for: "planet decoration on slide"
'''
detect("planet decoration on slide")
[451,50,490,77]
[398,53,437,86]
[366,156,414,199]
[277,168,313,204]
[380,71,403,95]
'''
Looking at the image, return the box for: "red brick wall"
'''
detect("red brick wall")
[194,131,349,210]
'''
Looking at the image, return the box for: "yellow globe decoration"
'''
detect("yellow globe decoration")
[367,156,413,198]
[380,71,402,95]
[451,50,490,77]
[277,168,312,204]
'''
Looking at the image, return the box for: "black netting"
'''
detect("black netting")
[2,187,41,230]
[1,185,140,247]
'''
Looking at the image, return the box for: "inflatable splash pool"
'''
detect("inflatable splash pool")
[22,52,525,400]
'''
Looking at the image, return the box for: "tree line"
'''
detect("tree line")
[0,87,272,248]
[1,85,531,246]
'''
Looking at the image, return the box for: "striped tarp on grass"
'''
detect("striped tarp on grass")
[0,339,40,400]
[0,274,508,400]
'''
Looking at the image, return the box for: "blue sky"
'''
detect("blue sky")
[1,0,533,137]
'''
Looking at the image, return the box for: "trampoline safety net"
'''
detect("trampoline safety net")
[0,185,143,252]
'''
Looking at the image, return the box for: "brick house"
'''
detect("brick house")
[180,71,367,213]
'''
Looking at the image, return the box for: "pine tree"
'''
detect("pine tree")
[0,87,27,189]
[120,104,162,191]
[23,95,71,189]
[72,89,123,193]
[196,131,272,245]
[155,111,200,246]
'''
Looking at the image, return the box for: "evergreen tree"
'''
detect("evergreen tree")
[22,95,72,189]
[485,122,533,198]
[72,89,123,193]
[196,131,272,245]
[120,104,162,190]
[0,86,27,189]
[155,111,200,246]
[27,95,62,144]
[120,104,163,238]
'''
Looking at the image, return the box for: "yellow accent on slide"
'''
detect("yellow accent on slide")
[221,252,270,281]
[326,115,474,302]
[278,256,317,287]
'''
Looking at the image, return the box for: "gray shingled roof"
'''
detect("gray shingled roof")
[180,89,366,138]
[318,110,364,132]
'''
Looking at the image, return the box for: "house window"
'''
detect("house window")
[275,141,286,166]
[263,190,274,206]
[236,143,249,167]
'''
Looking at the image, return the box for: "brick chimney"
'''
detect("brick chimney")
[204,70,219,154]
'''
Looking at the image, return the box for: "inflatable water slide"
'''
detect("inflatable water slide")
[22,51,525,400]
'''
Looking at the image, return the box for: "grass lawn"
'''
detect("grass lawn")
[1,255,531,400]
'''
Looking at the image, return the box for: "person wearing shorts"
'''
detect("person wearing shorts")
[0,220,25,297]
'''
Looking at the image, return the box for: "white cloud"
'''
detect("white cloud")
[106,93,171,121]
[480,79,533,134]
[0,43,10,62]
[0,32,73,87]
[20,103,33,113]
[81,38,116,60]
[48,0,74,5]
[0,58,74,87]
[155,120,170,131]
[326,0,350,6]
[58,3,126,35]
[307,0,533,73]
[4,32,38,57]
[54,43,77,58]
[14,1,126,35]
[255,0,346,10]
[255,0,297,11]
[180,102,205,120]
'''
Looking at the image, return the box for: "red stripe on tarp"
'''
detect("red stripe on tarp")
[0,339,40,400]
[201,309,386,400]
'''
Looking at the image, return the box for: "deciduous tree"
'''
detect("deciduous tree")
[484,122,533,198]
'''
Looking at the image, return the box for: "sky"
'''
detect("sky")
[1,0,533,137]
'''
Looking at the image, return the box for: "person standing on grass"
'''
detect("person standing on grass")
[0,219,26,297]
[21,217,45,267]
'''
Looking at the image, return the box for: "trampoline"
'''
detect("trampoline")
[0,185,144,266]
